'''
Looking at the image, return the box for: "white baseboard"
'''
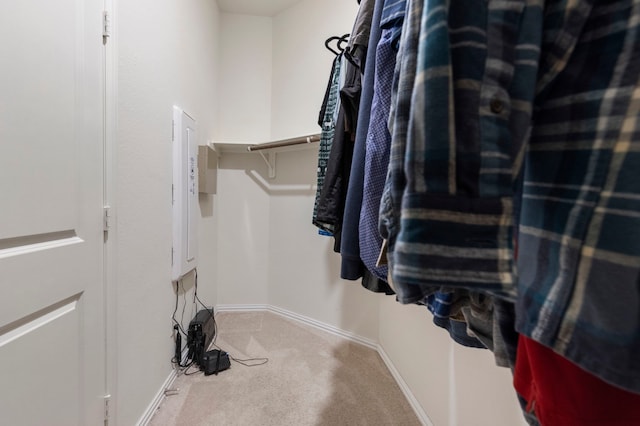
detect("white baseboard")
[272,304,379,350]
[136,368,178,426]
[215,304,432,426]
[136,346,189,426]
[377,345,434,426]
[215,303,269,313]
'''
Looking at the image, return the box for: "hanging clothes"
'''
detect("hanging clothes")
[515,0,640,396]
[379,0,640,400]
[315,107,350,247]
[514,335,640,426]
[378,0,437,304]
[315,0,376,250]
[356,0,488,348]
[359,3,405,282]
[342,0,376,137]
[340,0,384,282]
[312,54,343,233]
[329,0,640,421]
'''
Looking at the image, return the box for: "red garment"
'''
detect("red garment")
[514,335,640,426]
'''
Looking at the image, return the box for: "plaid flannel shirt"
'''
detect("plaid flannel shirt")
[381,0,640,392]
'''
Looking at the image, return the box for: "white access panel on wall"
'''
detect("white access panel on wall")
[172,106,198,281]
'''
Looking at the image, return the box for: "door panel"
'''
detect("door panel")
[0,0,80,239]
[0,0,105,424]
[0,300,81,426]
[1,239,88,327]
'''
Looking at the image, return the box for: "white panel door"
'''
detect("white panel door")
[0,0,106,425]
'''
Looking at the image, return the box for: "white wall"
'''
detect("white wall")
[214,0,379,341]
[266,149,380,341]
[267,0,379,340]
[215,152,271,305]
[215,13,273,305]
[271,0,359,139]
[218,13,273,142]
[116,0,220,424]
[379,299,528,426]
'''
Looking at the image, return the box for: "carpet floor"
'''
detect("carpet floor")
[149,311,421,426]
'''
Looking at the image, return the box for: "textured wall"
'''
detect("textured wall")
[217,14,273,143]
[117,0,220,424]
[213,0,380,342]
[268,0,380,342]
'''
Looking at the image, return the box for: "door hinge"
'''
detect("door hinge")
[102,11,112,39]
[103,206,112,232]
[104,394,111,425]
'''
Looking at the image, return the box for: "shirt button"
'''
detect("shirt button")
[490,98,504,114]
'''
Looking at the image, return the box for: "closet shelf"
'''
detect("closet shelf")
[212,133,321,179]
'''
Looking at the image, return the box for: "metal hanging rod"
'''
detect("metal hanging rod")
[247,134,321,152]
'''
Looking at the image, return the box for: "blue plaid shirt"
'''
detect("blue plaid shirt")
[381,0,640,393]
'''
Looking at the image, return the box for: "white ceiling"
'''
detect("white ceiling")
[217,0,303,17]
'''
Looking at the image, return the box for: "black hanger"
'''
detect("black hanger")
[337,33,350,51]
[324,33,351,56]
[324,36,342,55]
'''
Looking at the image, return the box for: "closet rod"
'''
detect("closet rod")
[247,134,321,152]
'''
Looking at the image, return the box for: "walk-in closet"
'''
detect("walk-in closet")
[124,1,526,424]
[3,0,639,425]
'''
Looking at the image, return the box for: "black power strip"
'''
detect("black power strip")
[174,325,182,363]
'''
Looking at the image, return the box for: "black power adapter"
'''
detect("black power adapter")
[200,349,230,375]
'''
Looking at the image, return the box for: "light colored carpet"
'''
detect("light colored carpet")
[149,311,421,426]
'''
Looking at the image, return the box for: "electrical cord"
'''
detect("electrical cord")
[183,363,202,376]
[193,270,269,368]
[170,269,269,373]
[171,279,197,370]
[172,281,188,336]
[180,280,189,331]
[193,269,217,348]
[229,355,269,367]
